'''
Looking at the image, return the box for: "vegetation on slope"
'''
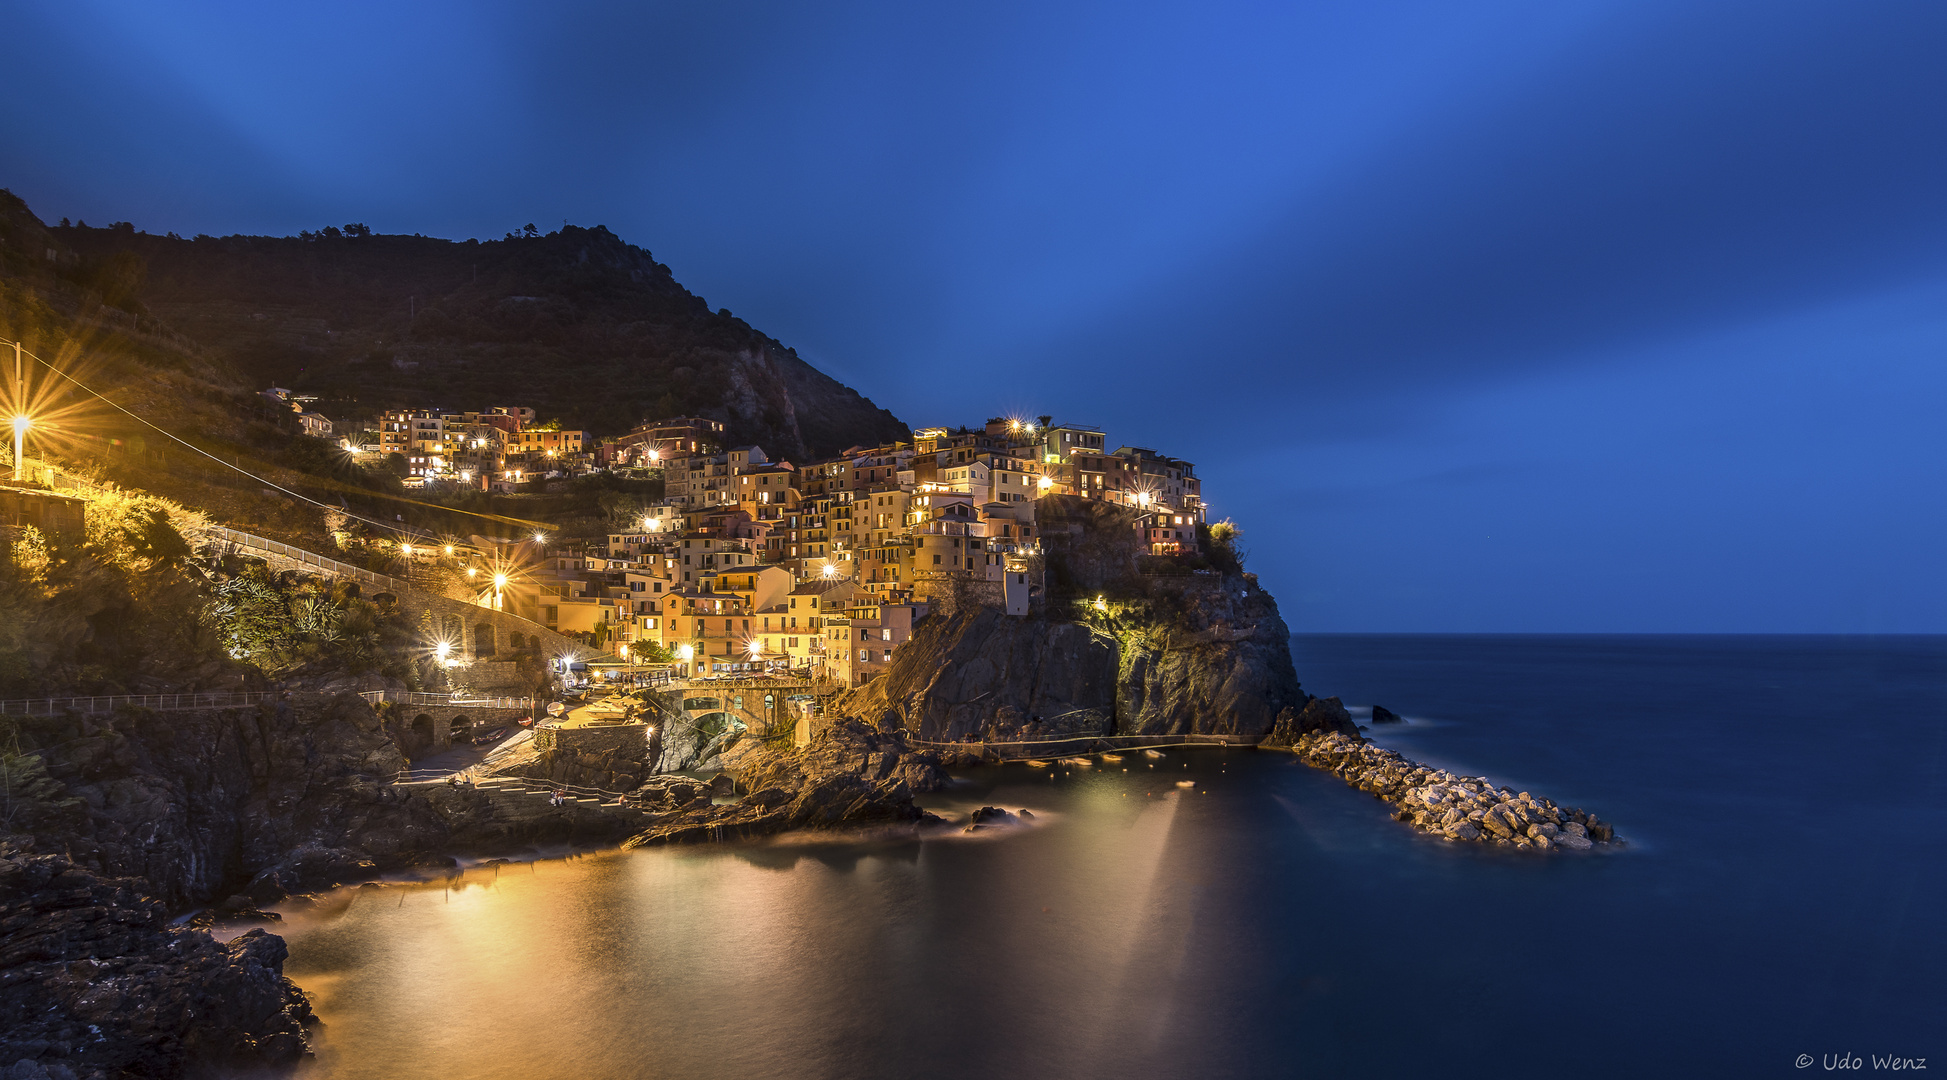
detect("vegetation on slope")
[56,216,908,457]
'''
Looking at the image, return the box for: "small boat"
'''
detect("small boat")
[1143,750,1166,759]
[1060,757,1093,767]
[473,727,508,745]
[1025,759,1051,768]
[516,715,535,728]
[1175,780,1195,788]
[1099,753,1124,762]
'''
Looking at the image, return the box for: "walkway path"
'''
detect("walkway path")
[0,692,274,717]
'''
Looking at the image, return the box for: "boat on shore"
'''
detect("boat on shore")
[1099,753,1124,762]
[1060,757,1093,766]
[1025,759,1051,768]
[1144,749,1166,759]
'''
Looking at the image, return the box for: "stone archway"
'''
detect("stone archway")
[474,622,498,659]
[409,713,435,755]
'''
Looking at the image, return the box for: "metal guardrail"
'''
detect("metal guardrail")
[358,691,533,709]
[210,527,410,593]
[0,692,274,716]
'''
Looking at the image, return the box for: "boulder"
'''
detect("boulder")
[1371,705,1403,724]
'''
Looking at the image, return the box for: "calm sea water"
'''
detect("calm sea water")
[260,636,1947,1080]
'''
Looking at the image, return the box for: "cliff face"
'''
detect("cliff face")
[2,694,630,910]
[841,573,1319,741]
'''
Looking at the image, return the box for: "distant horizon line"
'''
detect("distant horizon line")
[1286,630,1947,637]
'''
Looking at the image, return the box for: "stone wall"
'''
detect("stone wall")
[533,724,652,756]
[239,542,609,664]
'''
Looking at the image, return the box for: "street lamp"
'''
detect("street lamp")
[10,414,29,478]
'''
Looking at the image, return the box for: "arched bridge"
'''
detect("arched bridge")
[358,690,533,758]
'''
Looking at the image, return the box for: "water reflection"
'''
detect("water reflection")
[270,757,1251,1080]
[258,634,1947,1080]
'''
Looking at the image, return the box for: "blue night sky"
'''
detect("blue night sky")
[5,0,1945,632]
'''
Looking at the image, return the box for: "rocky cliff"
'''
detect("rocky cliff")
[840,572,1338,742]
[0,691,662,1077]
[1,694,648,908]
[0,853,313,1079]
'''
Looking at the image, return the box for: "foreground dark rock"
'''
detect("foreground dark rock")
[0,853,313,1079]
[620,720,948,849]
[1269,730,1622,851]
[1371,705,1403,724]
[1,692,651,1074]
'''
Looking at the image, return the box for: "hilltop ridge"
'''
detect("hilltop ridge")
[49,210,908,459]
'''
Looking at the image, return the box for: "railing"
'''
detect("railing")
[905,730,1253,763]
[0,692,274,716]
[358,691,532,709]
[210,527,410,593]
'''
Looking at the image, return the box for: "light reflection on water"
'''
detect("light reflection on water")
[258,637,1946,1080]
[276,767,1228,1080]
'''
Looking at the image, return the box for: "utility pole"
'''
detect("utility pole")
[11,340,24,481]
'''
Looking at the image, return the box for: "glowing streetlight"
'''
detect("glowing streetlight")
[646,448,660,463]
[444,544,455,556]
[1037,474,1054,491]
[400,543,413,557]
[533,531,547,544]
[492,573,508,589]
[821,562,839,580]
[466,567,478,579]
[434,640,451,663]
[746,639,763,661]
[1136,491,1152,508]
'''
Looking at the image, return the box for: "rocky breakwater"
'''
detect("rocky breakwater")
[1271,725,1621,852]
[620,720,948,848]
[0,852,313,1079]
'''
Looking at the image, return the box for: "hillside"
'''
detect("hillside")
[55,216,908,458]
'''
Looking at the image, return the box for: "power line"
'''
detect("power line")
[0,337,543,542]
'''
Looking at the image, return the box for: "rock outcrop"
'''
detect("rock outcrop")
[620,720,947,848]
[841,572,1310,742]
[1271,730,1622,852]
[3,694,656,907]
[0,852,313,1079]
[1267,696,1361,742]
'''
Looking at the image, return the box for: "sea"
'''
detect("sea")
[254,635,1947,1080]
